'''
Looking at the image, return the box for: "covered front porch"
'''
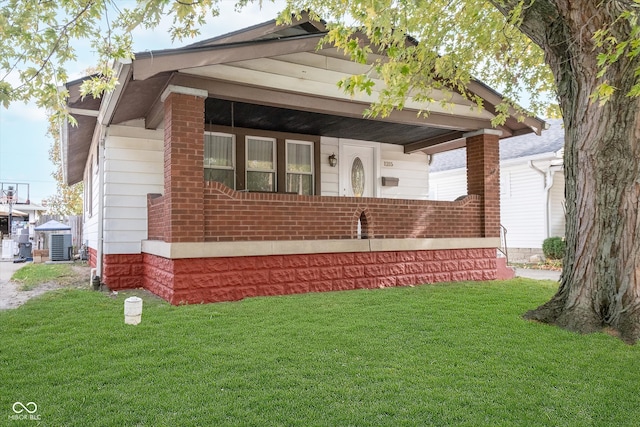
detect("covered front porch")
[106,86,506,303]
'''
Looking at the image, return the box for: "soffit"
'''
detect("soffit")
[65,114,96,185]
[180,50,496,125]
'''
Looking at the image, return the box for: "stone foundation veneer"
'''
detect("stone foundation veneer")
[103,254,144,289]
[116,238,502,304]
[141,249,497,305]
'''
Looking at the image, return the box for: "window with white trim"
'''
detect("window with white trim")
[246,136,276,192]
[204,132,235,188]
[286,140,314,195]
[86,160,93,218]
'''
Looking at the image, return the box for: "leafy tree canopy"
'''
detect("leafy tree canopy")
[1,1,638,118]
[0,0,556,120]
[0,0,245,120]
[280,2,558,122]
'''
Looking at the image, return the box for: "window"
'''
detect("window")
[286,140,313,195]
[86,161,93,218]
[203,128,317,193]
[204,132,235,188]
[246,136,276,192]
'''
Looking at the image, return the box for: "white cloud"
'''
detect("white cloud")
[2,101,48,123]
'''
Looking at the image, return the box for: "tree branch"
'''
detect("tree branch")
[7,1,97,96]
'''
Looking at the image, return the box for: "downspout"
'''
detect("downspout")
[528,160,553,239]
[96,133,106,279]
[94,59,132,281]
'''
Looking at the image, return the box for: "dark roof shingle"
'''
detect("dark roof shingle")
[429,119,564,172]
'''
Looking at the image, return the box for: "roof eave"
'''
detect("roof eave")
[62,60,132,185]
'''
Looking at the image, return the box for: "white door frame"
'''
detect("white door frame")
[339,139,381,197]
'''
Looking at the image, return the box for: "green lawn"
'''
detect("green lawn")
[11,263,80,291]
[1,279,638,426]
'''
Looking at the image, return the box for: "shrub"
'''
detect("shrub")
[542,236,565,260]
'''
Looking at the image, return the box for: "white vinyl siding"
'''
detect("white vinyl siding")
[86,161,93,218]
[320,136,340,196]
[428,169,467,201]
[500,165,546,249]
[102,126,164,255]
[83,153,100,251]
[379,144,429,200]
[549,171,566,237]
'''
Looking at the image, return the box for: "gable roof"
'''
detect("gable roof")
[430,118,564,173]
[34,219,72,231]
[62,13,546,185]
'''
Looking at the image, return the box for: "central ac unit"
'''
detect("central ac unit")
[50,234,72,261]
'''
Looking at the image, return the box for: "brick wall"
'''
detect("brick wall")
[147,193,166,241]
[466,131,500,237]
[203,183,483,241]
[147,181,484,242]
[162,90,205,243]
[142,248,497,305]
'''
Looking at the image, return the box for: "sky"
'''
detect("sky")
[0,1,285,204]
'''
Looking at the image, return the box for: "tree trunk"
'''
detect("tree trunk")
[497,1,640,343]
[525,92,640,344]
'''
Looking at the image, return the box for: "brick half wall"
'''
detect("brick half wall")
[148,182,484,243]
[142,248,497,305]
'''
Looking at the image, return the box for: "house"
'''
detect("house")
[61,14,546,304]
[429,119,564,262]
[0,183,47,258]
[0,183,43,236]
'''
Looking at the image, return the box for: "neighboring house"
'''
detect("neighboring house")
[0,183,46,238]
[0,183,46,258]
[17,202,48,243]
[61,14,546,304]
[429,119,565,262]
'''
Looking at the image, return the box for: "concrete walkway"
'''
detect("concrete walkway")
[515,267,561,281]
[0,259,27,282]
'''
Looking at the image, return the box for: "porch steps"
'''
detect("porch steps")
[496,257,516,280]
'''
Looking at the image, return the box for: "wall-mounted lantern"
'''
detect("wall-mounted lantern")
[328,153,337,167]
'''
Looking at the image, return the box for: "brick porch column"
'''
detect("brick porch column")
[161,85,208,243]
[465,129,501,237]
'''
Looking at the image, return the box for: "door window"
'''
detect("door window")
[351,157,365,197]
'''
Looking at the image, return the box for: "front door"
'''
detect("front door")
[341,143,376,197]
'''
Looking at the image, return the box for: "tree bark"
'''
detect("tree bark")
[495,0,640,343]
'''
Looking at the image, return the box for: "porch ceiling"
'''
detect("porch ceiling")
[204,97,452,144]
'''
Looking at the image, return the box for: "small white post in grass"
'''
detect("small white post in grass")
[124,296,143,325]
